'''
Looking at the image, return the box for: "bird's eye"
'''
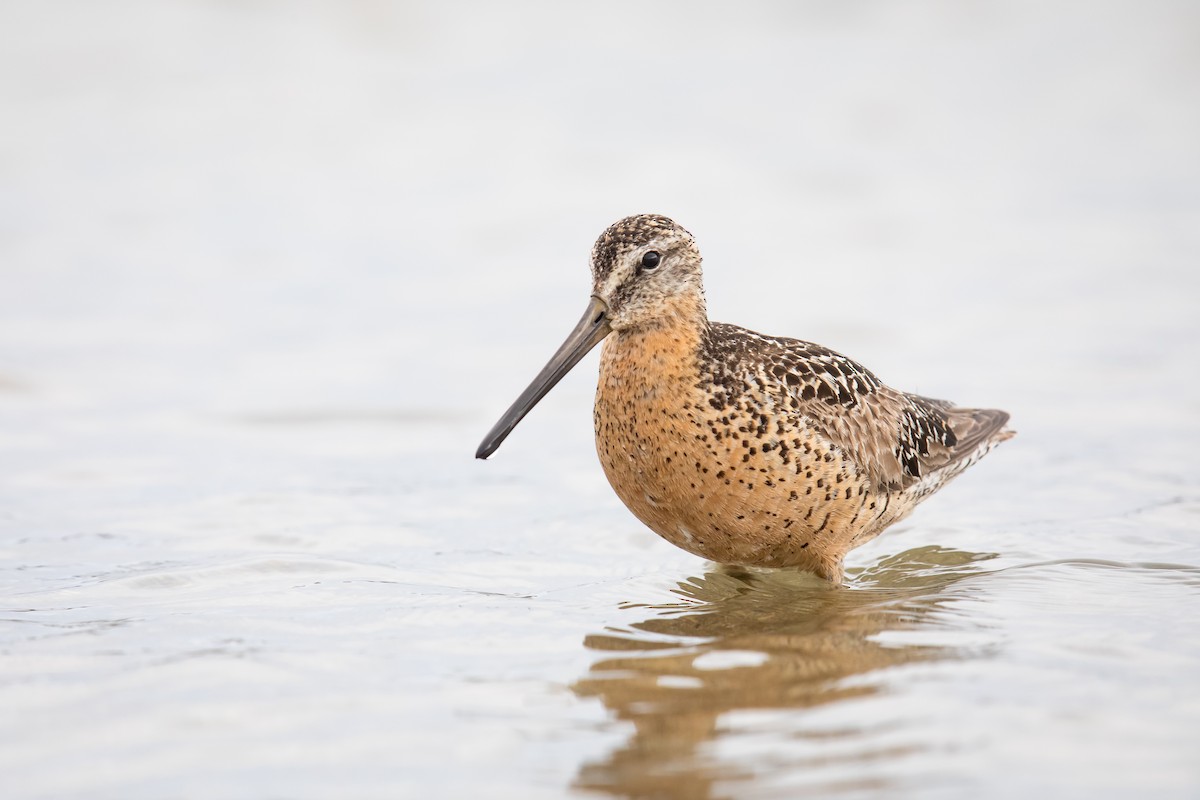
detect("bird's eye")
[640,251,661,271]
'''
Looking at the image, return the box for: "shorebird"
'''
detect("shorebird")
[476,214,1013,583]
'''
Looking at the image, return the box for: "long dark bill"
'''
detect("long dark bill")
[475,296,611,459]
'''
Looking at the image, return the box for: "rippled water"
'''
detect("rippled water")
[3,2,1199,798]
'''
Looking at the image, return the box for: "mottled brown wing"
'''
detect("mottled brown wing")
[702,324,1004,491]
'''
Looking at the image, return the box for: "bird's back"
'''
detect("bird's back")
[699,323,1012,494]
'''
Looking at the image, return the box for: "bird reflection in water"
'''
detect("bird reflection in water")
[572,545,996,799]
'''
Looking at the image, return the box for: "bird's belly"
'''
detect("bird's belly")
[593,385,895,579]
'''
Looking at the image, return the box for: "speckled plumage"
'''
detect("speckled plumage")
[479,214,1013,583]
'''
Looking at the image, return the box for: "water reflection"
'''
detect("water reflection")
[573,546,996,799]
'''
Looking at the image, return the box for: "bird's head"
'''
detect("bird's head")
[475,213,706,459]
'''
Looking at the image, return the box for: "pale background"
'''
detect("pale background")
[2,2,1199,798]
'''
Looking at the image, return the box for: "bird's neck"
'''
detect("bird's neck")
[601,293,709,384]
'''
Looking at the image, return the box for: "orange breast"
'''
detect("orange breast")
[593,326,897,581]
